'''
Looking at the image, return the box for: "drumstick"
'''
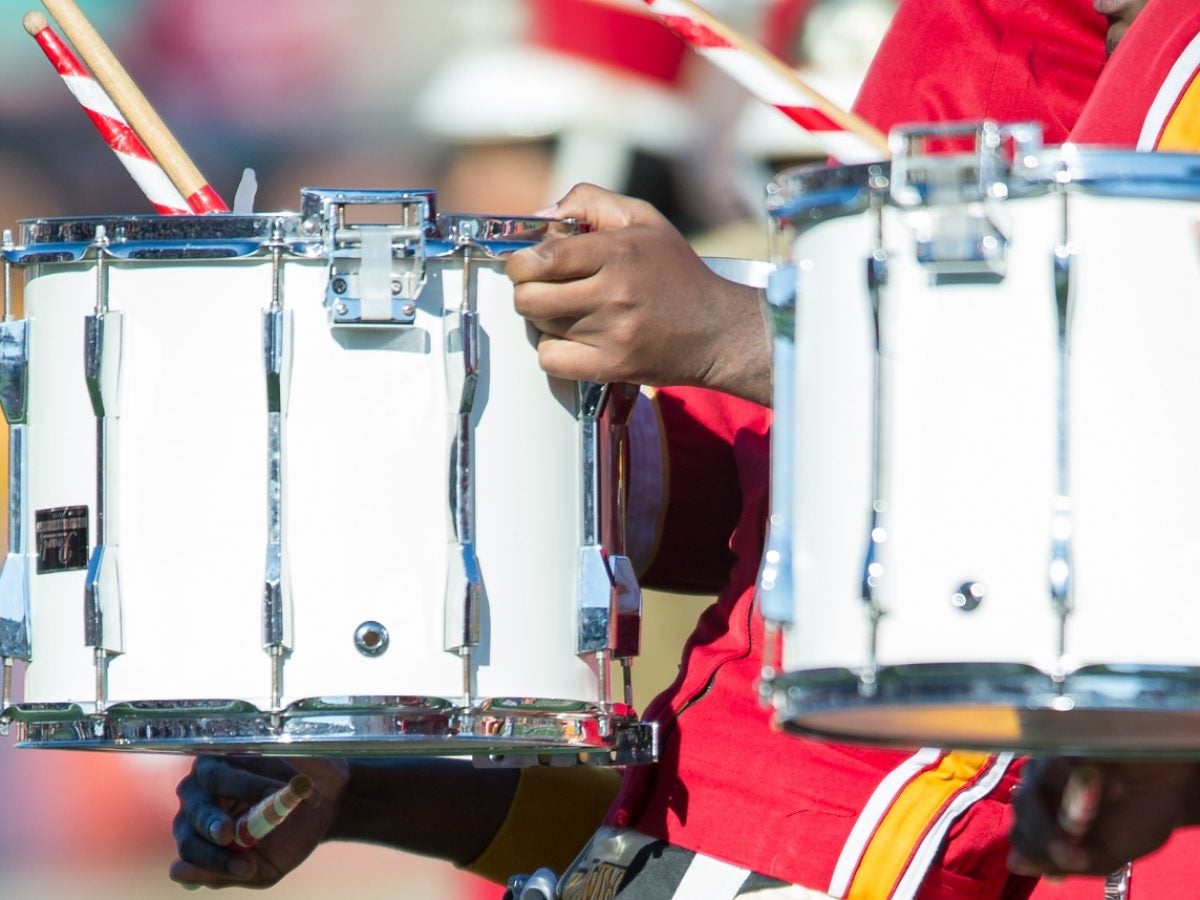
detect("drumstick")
[1057,764,1103,838]
[640,0,890,163]
[232,775,313,849]
[23,12,190,214]
[39,0,229,212]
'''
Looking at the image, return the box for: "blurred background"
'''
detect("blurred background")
[0,0,893,896]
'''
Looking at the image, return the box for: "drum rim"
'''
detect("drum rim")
[4,695,657,763]
[771,663,1200,756]
[8,211,582,263]
[767,146,1200,224]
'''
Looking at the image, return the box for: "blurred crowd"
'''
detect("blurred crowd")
[0,1,892,896]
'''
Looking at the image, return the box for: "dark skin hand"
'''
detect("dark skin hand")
[1008,757,1200,877]
[507,183,772,407]
[170,756,517,889]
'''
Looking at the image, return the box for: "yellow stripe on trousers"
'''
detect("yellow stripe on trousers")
[845,751,994,900]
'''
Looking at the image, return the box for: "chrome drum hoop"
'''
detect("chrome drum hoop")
[6,696,657,765]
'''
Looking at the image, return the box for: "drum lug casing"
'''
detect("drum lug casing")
[83,307,124,658]
[576,383,643,661]
[0,317,32,664]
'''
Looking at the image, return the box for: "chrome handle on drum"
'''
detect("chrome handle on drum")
[83,228,124,711]
[888,122,1044,284]
[444,247,485,706]
[301,188,434,327]
[0,234,32,720]
[262,224,294,712]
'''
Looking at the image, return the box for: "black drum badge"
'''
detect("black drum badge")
[35,506,89,573]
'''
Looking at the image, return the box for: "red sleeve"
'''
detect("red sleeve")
[1069,0,1200,149]
[640,387,769,594]
[852,0,1107,143]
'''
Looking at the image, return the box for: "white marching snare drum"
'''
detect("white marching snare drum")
[761,123,1200,754]
[0,189,652,762]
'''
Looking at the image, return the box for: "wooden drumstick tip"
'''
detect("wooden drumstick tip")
[232,775,314,849]
[22,10,49,35]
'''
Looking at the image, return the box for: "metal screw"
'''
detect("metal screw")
[391,279,402,296]
[400,301,416,317]
[331,276,348,295]
[950,581,987,612]
[334,301,349,316]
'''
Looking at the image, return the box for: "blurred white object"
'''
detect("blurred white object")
[232,167,258,213]
[412,0,700,200]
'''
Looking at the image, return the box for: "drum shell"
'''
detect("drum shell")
[10,225,608,741]
[768,149,1200,753]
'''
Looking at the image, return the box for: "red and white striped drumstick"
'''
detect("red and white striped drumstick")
[1057,764,1103,838]
[23,11,190,214]
[40,0,229,213]
[232,775,313,849]
[641,0,890,163]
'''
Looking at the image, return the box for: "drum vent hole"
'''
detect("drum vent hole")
[354,621,390,657]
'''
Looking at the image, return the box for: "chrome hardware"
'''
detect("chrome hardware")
[601,383,642,687]
[889,121,1043,206]
[506,868,558,900]
[444,248,485,705]
[354,621,389,657]
[858,187,890,696]
[1050,172,1076,668]
[262,225,294,711]
[0,246,31,669]
[950,581,987,612]
[2,230,11,321]
[1104,864,1132,900]
[889,122,1041,284]
[576,384,617,656]
[301,188,434,326]
[757,262,799,629]
[83,231,124,706]
[575,381,645,708]
[9,695,657,765]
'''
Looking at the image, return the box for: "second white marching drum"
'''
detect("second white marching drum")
[0,189,652,763]
[761,123,1200,754]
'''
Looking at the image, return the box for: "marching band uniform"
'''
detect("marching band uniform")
[468,2,1122,897]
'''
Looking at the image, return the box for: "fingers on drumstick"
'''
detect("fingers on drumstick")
[1057,764,1103,838]
[232,775,314,849]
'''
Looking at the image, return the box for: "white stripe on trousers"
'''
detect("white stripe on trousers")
[671,853,836,900]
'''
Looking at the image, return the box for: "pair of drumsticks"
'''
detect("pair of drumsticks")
[23,0,227,213]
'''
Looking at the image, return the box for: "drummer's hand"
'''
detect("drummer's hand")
[507,183,771,406]
[1008,757,1200,877]
[169,756,349,889]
